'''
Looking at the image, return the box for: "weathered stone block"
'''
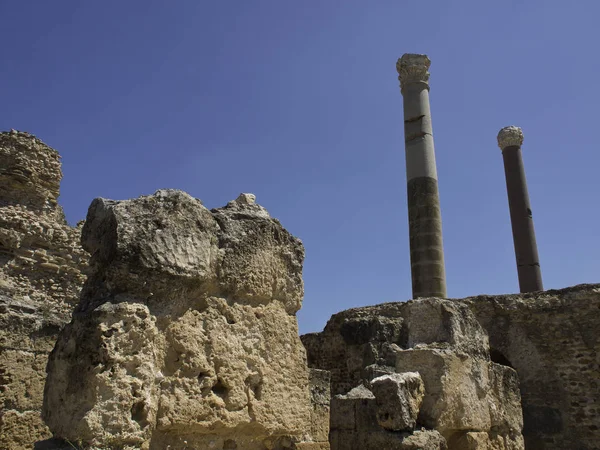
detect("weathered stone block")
[0,410,52,450]
[330,384,377,432]
[448,431,525,450]
[330,428,447,450]
[371,372,424,431]
[212,196,305,314]
[43,302,160,445]
[81,189,221,304]
[43,190,312,448]
[0,349,47,412]
[403,298,489,358]
[395,348,491,436]
[0,131,88,449]
[488,363,523,435]
[308,368,331,442]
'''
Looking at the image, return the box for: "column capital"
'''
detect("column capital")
[497,126,524,150]
[396,54,430,91]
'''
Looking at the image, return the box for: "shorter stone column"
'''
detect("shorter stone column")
[497,126,543,293]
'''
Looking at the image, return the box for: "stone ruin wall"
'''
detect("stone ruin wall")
[40,188,328,449]
[0,131,88,448]
[301,299,525,450]
[464,287,600,450]
[0,130,598,450]
[302,286,600,450]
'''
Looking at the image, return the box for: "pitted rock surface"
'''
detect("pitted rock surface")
[0,131,88,450]
[303,298,524,450]
[371,372,424,431]
[43,189,316,449]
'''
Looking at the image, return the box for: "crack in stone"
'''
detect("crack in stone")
[404,114,425,123]
[405,131,432,142]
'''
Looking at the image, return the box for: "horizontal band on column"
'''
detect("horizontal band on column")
[405,136,438,181]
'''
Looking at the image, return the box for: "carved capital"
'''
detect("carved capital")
[396,54,430,91]
[497,126,524,149]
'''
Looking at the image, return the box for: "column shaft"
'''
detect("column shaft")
[398,55,447,299]
[502,145,543,292]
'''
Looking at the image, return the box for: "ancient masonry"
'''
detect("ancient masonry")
[0,53,598,450]
[0,130,88,448]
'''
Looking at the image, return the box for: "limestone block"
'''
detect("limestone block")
[330,384,377,432]
[212,194,305,313]
[0,410,52,450]
[330,429,447,450]
[308,368,331,442]
[401,430,448,449]
[448,431,490,449]
[43,302,161,446]
[0,133,87,450]
[43,190,312,448]
[395,348,491,436]
[448,431,524,450]
[156,299,311,438]
[0,349,47,412]
[0,294,65,353]
[488,363,523,435]
[81,189,221,302]
[370,372,425,431]
[403,298,489,358]
[80,189,305,315]
[0,130,62,211]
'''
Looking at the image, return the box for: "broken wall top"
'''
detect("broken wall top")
[79,189,305,315]
[0,130,63,214]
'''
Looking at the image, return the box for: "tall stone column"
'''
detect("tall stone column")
[497,126,543,293]
[396,54,447,298]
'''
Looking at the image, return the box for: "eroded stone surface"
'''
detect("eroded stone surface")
[371,372,424,431]
[43,189,315,449]
[0,131,88,449]
[308,369,331,443]
[461,285,600,450]
[303,298,524,450]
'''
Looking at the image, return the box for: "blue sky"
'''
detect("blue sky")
[2,1,599,334]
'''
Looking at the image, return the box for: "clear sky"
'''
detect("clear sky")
[2,1,599,334]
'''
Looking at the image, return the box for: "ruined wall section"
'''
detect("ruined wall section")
[302,299,524,450]
[461,284,600,450]
[0,130,88,449]
[42,190,327,450]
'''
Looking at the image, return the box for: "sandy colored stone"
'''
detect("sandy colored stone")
[0,130,88,448]
[448,431,525,450]
[80,189,220,309]
[43,189,312,448]
[308,368,331,443]
[0,130,62,211]
[330,428,447,450]
[370,372,424,431]
[0,349,48,411]
[304,297,525,447]
[488,363,523,435]
[0,409,52,450]
[461,284,600,449]
[43,302,160,445]
[212,195,305,314]
[156,299,310,436]
[395,348,492,436]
